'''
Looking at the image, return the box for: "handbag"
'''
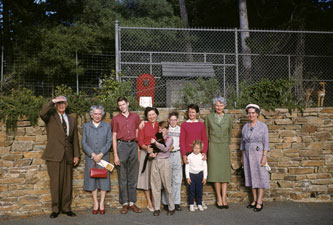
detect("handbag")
[90,163,108,178]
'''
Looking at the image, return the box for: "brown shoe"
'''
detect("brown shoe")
[120,205,128,214]
[128,204,142,213]
[167,209,175,216]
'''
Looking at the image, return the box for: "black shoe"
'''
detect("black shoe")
[62,211,76,216]
[247,201,256,209]
[50,212,59,218]
[153,210,160,216]
[216,203,223,209]
[254,203,263,212]
[163,204,168,211]
[175,204,182,211]
[223,204,229,209]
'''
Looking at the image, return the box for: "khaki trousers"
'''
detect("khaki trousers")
[151,158,175,211]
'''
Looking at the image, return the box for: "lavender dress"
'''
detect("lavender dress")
[240,121,270,189]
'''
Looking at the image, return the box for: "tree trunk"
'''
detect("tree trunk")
[238,0,252,80]
[178,0,193,62]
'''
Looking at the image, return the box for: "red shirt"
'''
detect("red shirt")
[111,112,141,141]
[180,121,208,156]
[138,121,159,148]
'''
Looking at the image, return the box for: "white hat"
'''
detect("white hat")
[245,104,260,110]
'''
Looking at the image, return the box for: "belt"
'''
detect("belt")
[171,149,180,153]
[117,139,136,143]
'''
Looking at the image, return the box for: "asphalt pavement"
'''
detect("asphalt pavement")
[1,202,332,225]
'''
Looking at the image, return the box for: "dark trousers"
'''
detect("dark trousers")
[117,141,139,204]
[46,157,73,213]
[188,171,203,205]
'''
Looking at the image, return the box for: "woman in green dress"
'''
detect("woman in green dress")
[205,97,232,209]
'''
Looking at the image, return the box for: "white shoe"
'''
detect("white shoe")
[146,205,154,212]
[189,205,195,212]
[202,201,208,209]
[193,202,198,210]
[198,205,204,211]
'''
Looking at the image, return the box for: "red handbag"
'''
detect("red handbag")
[90,163,107,178]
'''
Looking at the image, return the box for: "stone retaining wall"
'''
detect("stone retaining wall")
[0,108,332,218]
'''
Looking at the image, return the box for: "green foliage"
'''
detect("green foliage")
[227,79,304,112]
[176,78,220,109]
[94,71,140,112]
[0,89,44,132]
[0,75,140,132]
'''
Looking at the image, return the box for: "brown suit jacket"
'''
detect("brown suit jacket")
[40,101,80,163]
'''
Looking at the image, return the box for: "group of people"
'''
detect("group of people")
[40,95,270,219]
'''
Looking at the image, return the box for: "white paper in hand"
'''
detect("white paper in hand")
[97,160,114,172]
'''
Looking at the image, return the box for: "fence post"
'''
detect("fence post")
[115,20,120,81]
[235,28,239,99]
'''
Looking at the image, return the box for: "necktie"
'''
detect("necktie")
[61,115,67,136]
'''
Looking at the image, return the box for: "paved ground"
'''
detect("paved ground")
[1,202,332,225]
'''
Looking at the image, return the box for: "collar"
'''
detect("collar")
[57,112,67,118]
[92,121,101,127]
[186,119,199,123]
[120,111,131,118]
[169,125,180,130]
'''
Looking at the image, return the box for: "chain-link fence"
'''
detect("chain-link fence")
[2,23,333,107]
[116,22,333,107]
[1,48,115,97]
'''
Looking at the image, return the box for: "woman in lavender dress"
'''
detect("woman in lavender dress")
[240,104,270,212]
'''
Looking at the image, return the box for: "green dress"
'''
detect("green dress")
[205,113,232,182]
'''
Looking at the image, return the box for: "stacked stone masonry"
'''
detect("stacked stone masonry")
[0,108,332,218]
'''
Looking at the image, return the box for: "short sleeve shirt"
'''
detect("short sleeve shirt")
[111,112,141,141]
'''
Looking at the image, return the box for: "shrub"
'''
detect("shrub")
[227,78,304,112]
[176,78,220,109]
[94,72,140,113]
[0,88,44,132]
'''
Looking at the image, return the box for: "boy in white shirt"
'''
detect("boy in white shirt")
[185,140,208,211]
[162,112,182,211]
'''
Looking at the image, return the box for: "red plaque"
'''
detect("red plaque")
[136,73,155,106]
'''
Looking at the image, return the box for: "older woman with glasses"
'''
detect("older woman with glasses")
[82,105,112,215]
[204,97,232,209]
[240,104,270,212]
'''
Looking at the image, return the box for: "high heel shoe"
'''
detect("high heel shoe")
[223,204,229,209]
[247,201,256,209]
[99,209,105,214]
[254,203,263,212]
[216,202,223,209]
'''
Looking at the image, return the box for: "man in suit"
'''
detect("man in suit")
[40,95,80,218]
